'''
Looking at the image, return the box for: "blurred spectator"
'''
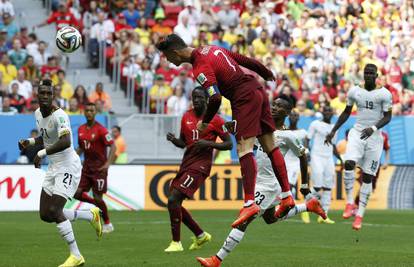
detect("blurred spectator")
[272,18,290,47]
[8,39,27,69]
[82,0,100,36]
[156,58,178,83]
[122,2,140,28]
[295,99,314,116]
[200,2,218,31]
[149,74,172,113]
[0,12,17,42]
[53,85,68,110]
[252,30,271,57]
[0,95,16,114]
[89,82,112,111]
[0,54,16,86]
[0,29,10,56]
[0,0,14,17]
[21,55,40,82]
[167,85,189,115]
[8,82,25,112]
[37,2,79,30]
[73,85,89,111]
[170,69,194,98]
[330,90,348,115]
[10,70,32,99]
[18,27,30,48]
[217,1,239,30]
[19,129,43,164]
[66,98,81,115]
[386,56,403,91]
[111,125,127,164]
[41,56,60,83]
[56,70,73,100]
[115,13,133,32]
[31,41,51,67]
[95,99,109,115]
[173,15,198,45]
[212,29,230,50]
[151,16,173,36]
[89,11,115,67]
[134,18,150,47]
[25,33,38,56]
[178,0,201,27]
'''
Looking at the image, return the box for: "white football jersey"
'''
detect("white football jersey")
[35,108,77,163]
[285,129,307,168]
[347,86,392,131]
[256,130,306,191]
[307,120,335,158]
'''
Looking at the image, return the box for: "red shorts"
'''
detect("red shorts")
[79,167,108,194]
[231,86,275,141]
[170,169,208,198]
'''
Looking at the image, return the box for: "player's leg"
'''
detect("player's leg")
[40,191,85,266]
[90,169,111,231]
[353,134,382,230]
[74,169,97,205]
[182,206,212,250]
[318,161,335,224]
[165,188,186,252]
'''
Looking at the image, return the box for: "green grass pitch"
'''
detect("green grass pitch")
[1,210,414,267]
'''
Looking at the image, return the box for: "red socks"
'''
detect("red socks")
[268,148,290,194]
[239,152,257,202]
[181,207,203,237]
[95,198,110,224]
[168,205,182,242]
[79,192,96,205]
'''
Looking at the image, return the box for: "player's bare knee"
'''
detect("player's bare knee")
[93,192,103,202]
[344,160,356,170]
[39,211,53,223]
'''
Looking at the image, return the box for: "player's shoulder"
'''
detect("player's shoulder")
[53,108,69,117]
[377,87,392,98]
[348,85,360,95]
[34,108,41,118]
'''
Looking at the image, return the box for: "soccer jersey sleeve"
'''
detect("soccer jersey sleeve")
[55,111,71,138]
[346,87,357,107]
[213,116,230,140]
[101,127,114,146]
[285,135,306,157]
[307,121,316,140]
[381,89,393,112]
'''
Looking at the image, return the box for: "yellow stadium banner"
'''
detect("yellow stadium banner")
[144,165,394,210]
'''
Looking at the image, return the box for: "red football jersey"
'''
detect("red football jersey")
[190,45,274,101]
[46,11,79,30]
[180,109,228,174]
[78,122,114,168]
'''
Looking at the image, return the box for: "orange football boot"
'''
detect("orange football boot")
[306,198,327,220]
[231,204,260,228]
[352,215,363,231]
[274,195,295,218]
[343,203,355,219]
[196,256,221,267]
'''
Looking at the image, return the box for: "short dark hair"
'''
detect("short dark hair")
[86,102,96,108]
[277,95,294,110]
[192,86,208,98]
[365,63,377,72]
[39,79,53,87]
[57,69,65,76]
[156,34,187,51]
[112,125,121,132]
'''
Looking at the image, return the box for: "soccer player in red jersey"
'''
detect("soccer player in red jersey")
[156,34,295,227]
[37,2,79,30]
[76,102,116,233]
[164,87,233,252]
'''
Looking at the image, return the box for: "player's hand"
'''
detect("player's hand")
[18,139,30,151]
[325,132,335,145]
[98,162,110,172]
[224,120,237,134]
[166,132,176,142]
[360,127,374,140]
[197,121,208,133]
[33,155,42,168]
[193,139,212,150]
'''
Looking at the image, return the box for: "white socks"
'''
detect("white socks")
[217,228,245,260]
[357,182,372,217]
[63,209,93,222]
[57,220,81,258]
[344,170,355,204]
[321,190,332,215]
[278,204,307,221]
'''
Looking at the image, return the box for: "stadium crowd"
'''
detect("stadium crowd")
[2,0,414,116]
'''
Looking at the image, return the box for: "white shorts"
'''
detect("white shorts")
[255,184,282,216]
[344,128,383,176]
[310,155,335,188]
[286,162,300,185]
[42,156,81,199]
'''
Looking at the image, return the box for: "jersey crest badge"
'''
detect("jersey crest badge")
[59,117,65,123]
[48,121,53,128]
[197,73,207,85]
[105,134,113,142]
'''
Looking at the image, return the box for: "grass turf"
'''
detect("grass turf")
[1,210,414,267]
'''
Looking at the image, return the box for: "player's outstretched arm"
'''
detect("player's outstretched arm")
[227,51,274,81]
[45,133,71,155]
[166,132,186,149]
[325,105,353,145]
[18,136,43,151]
[194,133,233,151]
[360,110,392,140]
[198,92,222,132]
